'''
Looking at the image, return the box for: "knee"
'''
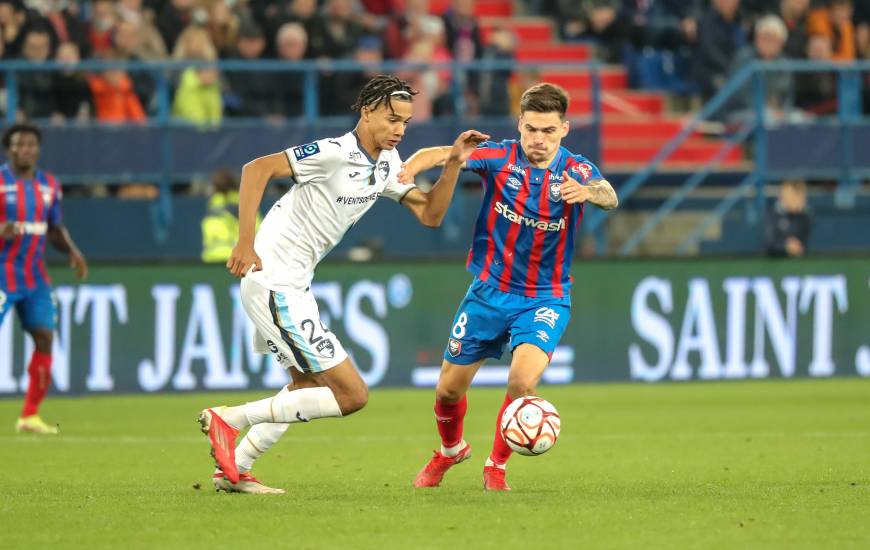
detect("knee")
[30,330,53,354]
[435,381,466,403]
[337,385,368,416]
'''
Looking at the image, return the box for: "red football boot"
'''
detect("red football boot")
[413,443,472,487]
[483,465,511,491]
[198,407,240,483]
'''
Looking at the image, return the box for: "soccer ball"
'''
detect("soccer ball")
[500,396,561,456]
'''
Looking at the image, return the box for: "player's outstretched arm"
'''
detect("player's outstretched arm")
[397,146,454,184]
[560,171,619,210]
[47,224,88,280]
[401,130,489,227]
[227,152,293,278]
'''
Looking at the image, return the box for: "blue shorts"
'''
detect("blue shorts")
[0,285,57,331]
[443,277,571,365]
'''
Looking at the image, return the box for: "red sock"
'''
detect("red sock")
[489,392,514,466]
[434,395,467,448]
[21,351,52,417]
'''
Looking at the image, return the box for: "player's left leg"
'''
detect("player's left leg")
[484,301,571,490]
[16,287,58,435]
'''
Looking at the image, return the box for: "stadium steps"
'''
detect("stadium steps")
[606,210,721,256]
[602,137,745,166]
[481,18,556,45]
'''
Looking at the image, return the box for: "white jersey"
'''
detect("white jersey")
[248,131,415,293]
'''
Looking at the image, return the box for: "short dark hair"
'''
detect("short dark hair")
[351,74,417,113]
[3,122,41,149]
[520,83,569,118]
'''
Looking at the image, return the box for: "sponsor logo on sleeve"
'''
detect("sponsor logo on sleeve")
[293,142,321,161]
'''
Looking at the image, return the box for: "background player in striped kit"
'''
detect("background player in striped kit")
[1,123,88,434]
[399,83,619,490]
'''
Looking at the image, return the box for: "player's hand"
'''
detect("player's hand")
[560,171,590,205]
[447,130,490,164]
[226,242,263,278]
[69,249,88,281]
[397,162,416,184]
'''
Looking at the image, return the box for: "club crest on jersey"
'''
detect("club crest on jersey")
[548,182,562,202]
[293,142,320,161]
[316,338,335,359]
[506,176,522,190]
[378,160,390,180]
[534,307,560,329]
[447,338,462,357]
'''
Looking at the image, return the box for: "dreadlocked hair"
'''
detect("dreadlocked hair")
[351,74,417,113]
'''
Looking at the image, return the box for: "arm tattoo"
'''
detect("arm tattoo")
[585,179,618,210]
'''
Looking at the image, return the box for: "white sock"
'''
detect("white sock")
[441,440,466,457]
[485,458,506,470]
[243,386,342,425]
[234,387,292,472]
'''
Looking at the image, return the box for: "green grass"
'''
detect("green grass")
[1,379,869,549]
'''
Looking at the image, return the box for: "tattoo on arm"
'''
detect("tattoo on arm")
[585,180,618,210]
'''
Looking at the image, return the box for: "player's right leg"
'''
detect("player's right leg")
[15,287,59,435]
[413,279,510,488]
[199,278,367,482]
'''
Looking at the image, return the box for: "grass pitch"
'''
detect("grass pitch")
[1,379,868,549]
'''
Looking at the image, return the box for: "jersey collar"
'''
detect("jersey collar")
[351,131,376,165]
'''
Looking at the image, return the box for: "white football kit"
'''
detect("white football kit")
[242,131,415,373]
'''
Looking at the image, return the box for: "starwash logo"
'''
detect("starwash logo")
[494,202,565,232]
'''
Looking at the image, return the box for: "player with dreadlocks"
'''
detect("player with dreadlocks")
[197,74,489,494]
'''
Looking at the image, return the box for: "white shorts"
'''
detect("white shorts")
[240,277,348,373]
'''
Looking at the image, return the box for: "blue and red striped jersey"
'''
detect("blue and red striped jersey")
[464,139,604,298]
[0,163,62,291]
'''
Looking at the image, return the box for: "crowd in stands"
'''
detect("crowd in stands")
[0,0,867,125]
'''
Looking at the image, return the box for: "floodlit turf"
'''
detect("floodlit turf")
[1,379,869,549]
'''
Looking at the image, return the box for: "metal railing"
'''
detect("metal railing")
[611,59,870,257]
[0,58,602,241]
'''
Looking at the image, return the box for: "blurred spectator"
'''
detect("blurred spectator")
[442,0,482,62]
[795,34,838,114]
[398,21,450,120]
[40,0,90,57]
[765,180,811,257]
[1,0,30,58]
[320,0,366,59]
[53,41,91,122]
[17,27,56,119]
[779,0,811,59]
[157,0,197,52]
[479,28,516,117]
[442,0,482,109]
[383,0,442,59]
[113,19,161,112]
[553,0,623,62]
[88,0,117,55]
[87,51,147,124]
[623,0,701,50]
[692,0,747,100]
[723,15,794,123]
[208,0,239,58]
[172,25,221,125]
[226,20,281,118]
[274,22,307,116]
[807,0,856,61]
[263,0,324,58]
[317,0,368,116]
[202,169,243,263]
[856,0,870,57]
[116,0,169,60]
